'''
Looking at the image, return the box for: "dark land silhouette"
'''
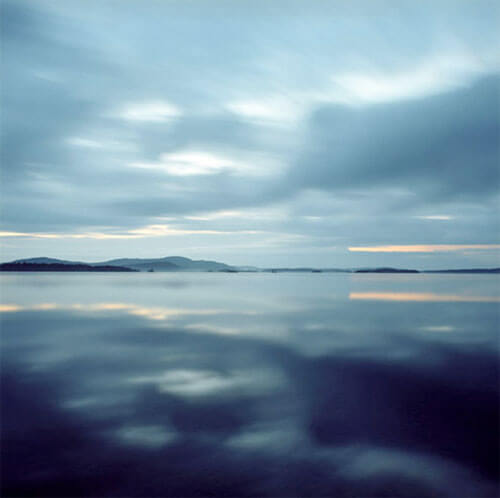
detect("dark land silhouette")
[355,268,420,273]
[1,257,499,273]
[0,262,137,272]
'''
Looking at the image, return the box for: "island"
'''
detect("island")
[1,257,498,274]
[0,262,137,272]
[355,268,420,273]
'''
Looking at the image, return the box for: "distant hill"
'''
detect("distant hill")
[0,262,136,272]
[12,257,83,265]
[94,256,234,272]
[94,258,179,271]
[10,256,234,272]
[355,268,419,273]
[264,268,325,273]
[263,268,351,273]
[5,257,500,274]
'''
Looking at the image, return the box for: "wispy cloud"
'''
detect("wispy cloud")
[0,231,136,240]
[117,100,181,122]
[129,150,263,176]
[226,97,304,125]
[414,215,453,221]
[349,245,500,253]
[330,52,492,105]
[0,225,260,240]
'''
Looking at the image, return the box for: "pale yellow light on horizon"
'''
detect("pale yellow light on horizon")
[0,225,260,240]
[348,244,500,253]
[0,231,136,240]
[0,304,22,312]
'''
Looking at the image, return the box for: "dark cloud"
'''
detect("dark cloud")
[1,2,113,179]
[290,76,499,200]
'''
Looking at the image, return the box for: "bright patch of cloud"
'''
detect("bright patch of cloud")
[126,224,252,236]
[414,215,453,221]
[118,100,181,122]
[330,53,491,105]
[129,368,282,397]
[226,97,304,125]
[185,210,244,221]
[349,245,500,253]
[227,52,494,127]
[130,150,257,176]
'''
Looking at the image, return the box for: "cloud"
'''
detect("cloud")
[117,100,182,122]
[129,150,252,176]
[0,224,260,240]
[329,52,497,105]
[226,97,305,126]
[414,215,453,221]
[1,0,499,266]
[349,244,500,253]
[290,75,499,201]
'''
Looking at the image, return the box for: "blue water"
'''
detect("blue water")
[1,273,499,497]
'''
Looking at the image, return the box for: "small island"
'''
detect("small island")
[355,268,420,273]
[424,268,500,274]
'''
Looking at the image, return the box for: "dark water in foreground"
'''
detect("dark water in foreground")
[1,273,499,497]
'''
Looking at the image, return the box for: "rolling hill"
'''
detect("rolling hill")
[94,256,234,272]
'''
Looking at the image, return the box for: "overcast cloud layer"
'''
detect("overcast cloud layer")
[1,0,499,268]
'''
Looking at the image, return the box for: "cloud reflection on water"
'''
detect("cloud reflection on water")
[349,291,500,302]
[0,302,223,321]
[1,274,499,497]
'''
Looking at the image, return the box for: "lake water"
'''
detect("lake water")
[1,273,499,497]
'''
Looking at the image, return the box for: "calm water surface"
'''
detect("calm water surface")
[1,273,499,497]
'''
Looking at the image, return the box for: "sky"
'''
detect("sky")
[1,0,499,268]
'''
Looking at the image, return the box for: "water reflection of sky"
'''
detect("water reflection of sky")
[1,273,499,497]
[349,291,500,302]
